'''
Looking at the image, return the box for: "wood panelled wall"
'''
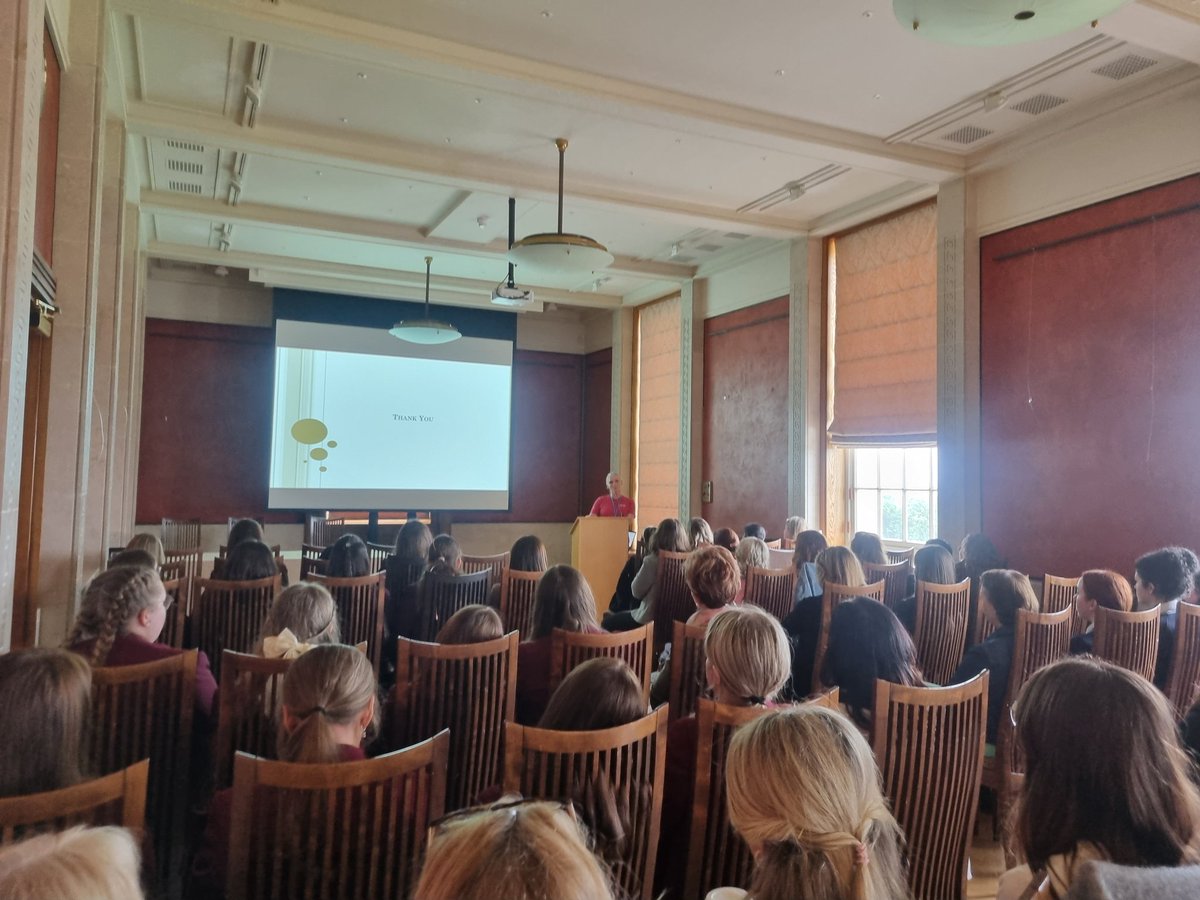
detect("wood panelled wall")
[700,296,790,538]
[980,174,1200,579]
[136,321,587,525]
[580,348,612,516]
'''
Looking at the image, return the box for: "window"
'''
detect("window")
[849,447,937,544]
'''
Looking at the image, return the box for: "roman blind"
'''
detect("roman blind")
[635,294,681,526]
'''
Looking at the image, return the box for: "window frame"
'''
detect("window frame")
[846,445,938,548]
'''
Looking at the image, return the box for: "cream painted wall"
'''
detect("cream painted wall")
[582,309,614,353]
[697,243,791,319]
[146,266,274,326]
[450,521,573,567]
[514,308,586,353]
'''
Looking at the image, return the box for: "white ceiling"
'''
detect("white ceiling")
[108,0,1200,311]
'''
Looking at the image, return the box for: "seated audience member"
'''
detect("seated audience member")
[0,649,91,797]
[194,644,380,893]
[1186,696,1200,765]
[0,826,145,900]
[894,543,958,634]
[688,517,714,548]
[1135,546,1197,688]
[926,537,955,555]
[609,526,656,614]
[426,533,463,576]
[782,515,804,547]
[414,799,615,900]
[602,518,690,632]
[210,518,267,579]
[735,536,770,586]
[125,532,165,566]
[516,566,603,725]
[997,657,1200,899]
[436,605,504,644]
[822,597,924,727]
[791,529,829,605]
[403,533,466,638]
[659,605,791,897]
[384,520,435,643]
[487,534,548,607]
[850,531,888,566]
[255,582,341,658]
[325,533,371,578]
[221,539,278,583]
[783,545,866,699]
[950,569,1038,744]
[713,526,740,555]
[107,548,158,569]
[649,544,741,706]
[67,565,217,720]
[742,522,767,542]
[723,705,911,900]
[1069,570,1135,655]
[956,532,1006,648]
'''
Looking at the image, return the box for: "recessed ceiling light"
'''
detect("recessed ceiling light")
[474,97,482,104]
[674,138,682,144]
[356,72,367,80]
[873,93,883,100]
[302,195,310,201]
[774,68,786,76]
[862,9,874,17]
[339,117,349,124]
[444,137,452,144]
[540,9,552,17]
[315,169,323,176]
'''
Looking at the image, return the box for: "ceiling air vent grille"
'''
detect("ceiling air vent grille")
[942,125,993,145]
[697,243,722,253]
[724,232,750,240]
[165,139,205,153]
[1092,54,1157,80]
[1010,93,1068,115]
[167,180,204,194]
[167,159,204,174]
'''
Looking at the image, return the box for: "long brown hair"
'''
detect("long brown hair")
[979,569,1038,628]
[436,606,504,645]
[538,658,645,731]
[815,547,866,588]
[279,644,379,764]
[530,566,597,640]
[67,566,164,665]
[1014,657,1200,872]
[850,532,887,566]
[651,518,690,554]
[427,534,462,575]
[394,520,433,561]
[0,649,92,797]
[509,535,548,573]
[792,530,828,567]
[1078,569,1134,613]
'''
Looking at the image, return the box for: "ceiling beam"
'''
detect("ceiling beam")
[111,0,965,182]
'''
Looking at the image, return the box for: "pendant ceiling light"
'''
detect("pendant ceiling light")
[893,0,1129,46]
[492,197,536,308]
[508,138,613,277]
[389,256,461,345]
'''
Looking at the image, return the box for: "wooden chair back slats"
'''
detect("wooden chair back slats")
[743,566,797,621]
[974,604,1000,645]
[913,578,972,685]
[766,547,792,569]
[504,708,668,900]
[308,572,387,677]
[214,651,293,789]
[888,547,917,566]
[812,581,886,693]
[652,550,692,651]
[550,624,655,702]
[366,542,392,574]
[862,561,912,611]
[0,760,149,845]
[667,621,708,722]
[89,652,197,899]
[305,514,327,547]
[460,552,509,588]
[1166,601,1200,718]
[191,575,282,681]
[499,570,542,640]
[1092,605,1161,683]
[416,570,493,642]
[1043,573,1085,636]
[764,539,782,549]
[300,543,327,581]
[164,547,203,614]
[393,633,518,812]
[217,544,282,560]
[873,673,989,900]
[227,731,449,900]
[158,576,189,650]
[161,518,201,552]
[807,685,841,709]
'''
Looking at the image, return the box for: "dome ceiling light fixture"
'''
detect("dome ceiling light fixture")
[507,138,613,277]
[893,0,1130,46]
[389,256,462,345]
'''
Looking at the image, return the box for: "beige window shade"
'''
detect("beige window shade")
[636,295,681,526]
[828,202,937,444]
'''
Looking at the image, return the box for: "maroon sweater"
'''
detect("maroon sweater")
[69,633,218,721]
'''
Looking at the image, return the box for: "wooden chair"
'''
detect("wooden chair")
[764,538,782,549]
[214,651,293,789]
[158,574,189,650]
[161,517,200,551]
[780,536,795,550]
[393,633,518,811]
[1093,604,1161,683]
[873,672,989,900]
[164,546,203,612]
[888,547,917,566]
[416,569,492,641]
[974,601,1000,645]
[744,566,797,620]
[863,560,912,611]
[913,578,972,685]
[767,547,792,569]
[227,731,449,900]
[651,550,692,651]
[1166,601,1200,718]
[499,569,542,639]
[1043,573,1084,636]
[461,552,509,588]
[504,707,668,900]
[550,624,655,702]
[300,542,327,581]
[0,760,148,844]
[308,572,387,677]
[89,652,197,898]
[812,580,885,692]
[667,621,707,722]
[366,541,392,573]
[191,574,281,681]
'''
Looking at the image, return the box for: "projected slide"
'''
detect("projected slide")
[268,320,512,510]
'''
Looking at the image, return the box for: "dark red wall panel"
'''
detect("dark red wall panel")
[701,296,790,537]
[580,348,612,515]
[980,175,1200,579]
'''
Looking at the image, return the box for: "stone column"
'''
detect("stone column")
[678,279,704,521]
[0,0,45,651]
[788,236,823,528]
[610,306,635,518]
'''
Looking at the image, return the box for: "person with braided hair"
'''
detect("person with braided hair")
[66,565,216,720]
[723,705,911,900]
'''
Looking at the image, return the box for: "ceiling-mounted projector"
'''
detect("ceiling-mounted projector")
[491,283,535,308]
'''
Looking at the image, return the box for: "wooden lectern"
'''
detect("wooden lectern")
[571,516,632,603]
